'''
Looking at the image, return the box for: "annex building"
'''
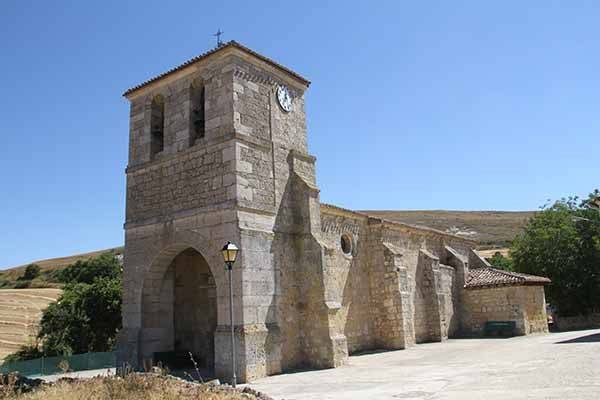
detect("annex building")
[117,42,550,382]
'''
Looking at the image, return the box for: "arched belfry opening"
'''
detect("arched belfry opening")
[141,247,218,371]
[150,95,165,157]
[190,78,205,145]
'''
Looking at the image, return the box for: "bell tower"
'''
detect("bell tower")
[119,42,346,382]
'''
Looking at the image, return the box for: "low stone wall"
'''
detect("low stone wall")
[554,313,600,331]
[462,285,548,336]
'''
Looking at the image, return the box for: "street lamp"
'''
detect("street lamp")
[221,241,239,387]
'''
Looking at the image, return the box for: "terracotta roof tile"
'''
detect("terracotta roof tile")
[465,267,550,289]
[123,41,310,97]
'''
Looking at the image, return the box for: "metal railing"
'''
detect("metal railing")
[1,351,115,377]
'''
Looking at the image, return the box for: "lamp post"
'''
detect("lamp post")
[221,241,239,387]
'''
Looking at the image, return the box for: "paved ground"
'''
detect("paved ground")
[35,368,115,382]
[249,329,600,400]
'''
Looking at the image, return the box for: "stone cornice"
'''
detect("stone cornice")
[320,203,368,220]
[124,41,310,99]
[289,149,316,163]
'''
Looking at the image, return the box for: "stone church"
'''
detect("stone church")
[117,41,550,382]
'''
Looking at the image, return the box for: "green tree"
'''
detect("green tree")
[56,252,121,284]
[487,252,514,271]
[21,264,41,281]
[39,276,122,355]
[511,190,600,316]
[5,253,123,361]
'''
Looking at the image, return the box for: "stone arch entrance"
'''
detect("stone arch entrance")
[140,246,218,371]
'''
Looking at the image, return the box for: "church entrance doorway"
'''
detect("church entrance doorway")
[141,247,218,372]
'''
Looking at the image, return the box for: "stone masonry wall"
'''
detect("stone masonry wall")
[126,142,234,223]
[554,313,600,331]
[462,285,548,336]
[230,55,308,216]
[320,209,373,354]
[374,242,414,349]
[438,265,458,338]
[127,54,235,167]
[378,221,469,341]
[413,250,443,343]
[319,207,474,355]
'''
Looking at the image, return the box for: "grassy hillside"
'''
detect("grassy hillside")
[362,210,535,248]
[0,289,62,360]
[0,247,123,289]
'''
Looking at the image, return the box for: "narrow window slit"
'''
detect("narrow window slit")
[191,83,205,145]
[150,95,165,157]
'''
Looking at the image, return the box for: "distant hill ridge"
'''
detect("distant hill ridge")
[2,210,533,276]
[362,210,535,247]
[1,247,124,287]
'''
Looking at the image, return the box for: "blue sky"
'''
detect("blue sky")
[1,1,597,267]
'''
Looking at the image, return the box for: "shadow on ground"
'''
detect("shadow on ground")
[555,333,600,344]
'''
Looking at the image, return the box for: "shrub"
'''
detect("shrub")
[21,264,41,281]
[14,281,31,289]
[3,344,43,363]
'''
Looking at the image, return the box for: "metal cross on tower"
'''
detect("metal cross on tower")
[214,29,224,47]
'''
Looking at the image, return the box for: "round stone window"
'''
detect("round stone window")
[341,234,353,256]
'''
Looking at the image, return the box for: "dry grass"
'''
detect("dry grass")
[1,374,262,400]
[476,248,510,258]
[361,210,535,247]
[0,289,62,360]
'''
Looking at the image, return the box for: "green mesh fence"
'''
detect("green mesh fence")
[0,351,115,377]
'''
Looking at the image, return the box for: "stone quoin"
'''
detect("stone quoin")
[117,41,550,383]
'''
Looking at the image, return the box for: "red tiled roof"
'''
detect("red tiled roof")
[123,41,310,97]
[465,267,550,289]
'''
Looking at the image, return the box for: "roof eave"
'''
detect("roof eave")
[122,41,311,99]
[465,280,551,290]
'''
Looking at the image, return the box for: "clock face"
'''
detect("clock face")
[276,85,293,112]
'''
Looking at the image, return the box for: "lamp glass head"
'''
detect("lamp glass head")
[222,241,239,263]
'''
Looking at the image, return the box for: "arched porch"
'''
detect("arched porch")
[139,246,220,372]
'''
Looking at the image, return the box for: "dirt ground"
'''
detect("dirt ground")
[0,289,61,360]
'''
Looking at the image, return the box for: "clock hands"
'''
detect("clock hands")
[277,85,292,112]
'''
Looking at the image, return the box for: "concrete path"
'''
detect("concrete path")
[35,368,115,382]
[249,329,600,400]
